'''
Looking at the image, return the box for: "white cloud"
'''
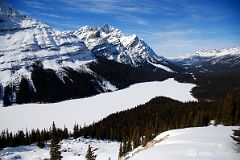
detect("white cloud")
[23,0,52,10]
[117,15,150,26]
[59,0,154,14]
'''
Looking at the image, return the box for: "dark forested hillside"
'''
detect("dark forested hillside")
[191,71,240,101]
[4,64,103,106]
[87,58,172,89]
[78,94,240,143]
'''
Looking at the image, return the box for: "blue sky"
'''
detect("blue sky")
[4,0,240,57]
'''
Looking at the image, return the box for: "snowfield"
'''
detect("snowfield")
[125,125,240,160]
[0,126,239,160]
[0,137,120,160]
[0,78,196,133]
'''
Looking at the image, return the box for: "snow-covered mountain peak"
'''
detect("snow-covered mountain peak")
[75,24,123,39]
[0,1,41,30]
[72,23,169,67]
[100,23,114,33]
[0,1,22,18]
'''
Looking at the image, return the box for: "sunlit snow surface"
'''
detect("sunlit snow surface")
[126,125,239,160]
[0,78,196,132]
[0,138,120,160]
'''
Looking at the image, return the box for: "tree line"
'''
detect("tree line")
[0,124,68,149]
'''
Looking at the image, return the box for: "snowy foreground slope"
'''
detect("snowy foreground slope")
[0,78,196,132]
[0,126,239,160]
[125,125,240,160]
[0,137,120,160]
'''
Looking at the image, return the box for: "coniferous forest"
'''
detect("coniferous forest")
[0,93,239,151]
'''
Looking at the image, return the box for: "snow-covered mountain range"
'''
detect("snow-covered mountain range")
[173,47,240,71]
[0,1,174,85]
[0,1,177,106]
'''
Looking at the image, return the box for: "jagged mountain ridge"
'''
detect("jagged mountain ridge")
[172,47,240,72]
[0,1,179,106]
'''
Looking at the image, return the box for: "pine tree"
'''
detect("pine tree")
[122,140,128,155]
[126,141,132,152]
[118,142,123,158]
[37,132,45,148]
[85,145,97,160]
[231,128,240,144]
[231,128,240,152]
[63,126,69,139]
[50,122,62,160]
[73,124,79,139]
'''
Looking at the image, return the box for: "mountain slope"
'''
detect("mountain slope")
[0,1,181,106]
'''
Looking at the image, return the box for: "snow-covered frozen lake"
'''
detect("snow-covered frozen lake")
[0,78,196,132]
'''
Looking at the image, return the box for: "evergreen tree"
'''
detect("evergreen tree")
[231,128,240,146]
[122,141,127,155]
[133,138,140,149]
[126,141,132,152]
[85,145,97,160]
[36,129,45,148]
[118,142,123,158]
[50,122,62,160]
[37,140,45,148]
[3,84,13,107]
[63,126,69,139]
[231,128,240,152]
[73,124,79,139]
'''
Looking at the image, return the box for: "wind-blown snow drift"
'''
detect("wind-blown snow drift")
[0,78,196,132]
